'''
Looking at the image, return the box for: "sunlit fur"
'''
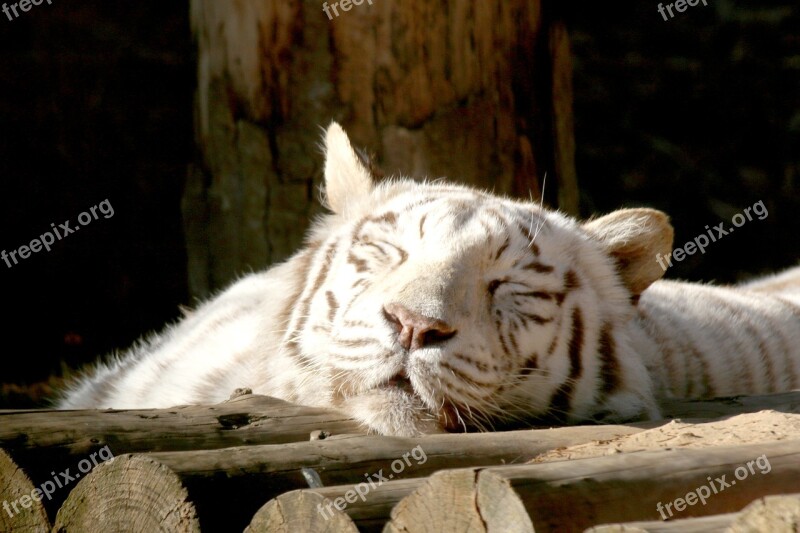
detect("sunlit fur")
[58,123,800,437]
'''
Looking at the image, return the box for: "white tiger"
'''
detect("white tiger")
[58,123,800,436]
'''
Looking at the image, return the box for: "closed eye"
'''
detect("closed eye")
[511,290,557,301]
[487,279,505,295]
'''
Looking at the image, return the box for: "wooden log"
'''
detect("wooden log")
[241,423,640,532]
[53,454,200,533]
[586,513,738,532]
[586,493,800,532]
[0,393,362,515]
[246,491,358,533]
[0,393,361,457]
[384,439,800,532]
[0,449,50,533]
[154,424,645,532]
[728,493,800,533]
[2,390,797,523]
[385,468,534,533]
[1,389,795,471]
[302,479,425,533]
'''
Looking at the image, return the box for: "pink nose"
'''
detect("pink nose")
[383,303,457,351]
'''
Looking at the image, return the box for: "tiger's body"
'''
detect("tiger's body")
[58,123,800,436]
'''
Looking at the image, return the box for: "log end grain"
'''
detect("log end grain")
[0,449,50,533]
[246,490,358,533]
[728,493,800,533]
[53,454,200,533]
[384,468,534,533]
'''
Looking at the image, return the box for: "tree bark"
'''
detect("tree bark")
[187,0,577,296]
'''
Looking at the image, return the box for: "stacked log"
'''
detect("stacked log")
[0,393,362,518]
[0,449,49,532]
[383,439,800,532]
[53,455,201,532]
[1,391,800,532]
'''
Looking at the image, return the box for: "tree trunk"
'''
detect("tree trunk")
[187,0,577,297]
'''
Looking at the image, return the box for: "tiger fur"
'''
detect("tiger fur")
[58,123,800,436]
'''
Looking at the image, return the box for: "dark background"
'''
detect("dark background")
[1,1,798,405]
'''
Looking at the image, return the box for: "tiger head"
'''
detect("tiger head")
[284,123,673,436]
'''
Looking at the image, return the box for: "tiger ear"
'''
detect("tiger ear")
[583,208,674,296]
[322,122,374,215]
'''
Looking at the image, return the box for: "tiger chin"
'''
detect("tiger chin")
[57,122,800,437]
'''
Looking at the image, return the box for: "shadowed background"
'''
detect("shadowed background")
[0,0,797,405]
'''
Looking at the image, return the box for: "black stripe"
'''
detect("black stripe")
[494,237,510,261]
[522,261,554,274]
[597,324,621,396]
[547,308,584,421]
[285,240,339,364]
[325,290,338,323]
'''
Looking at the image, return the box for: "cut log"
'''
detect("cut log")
[384,469,534,533]
[3,391,799,523]
[240,423,640,532]
[53,454,200,533]
[0,394,361,457]
[728,493,800,533]
[384,439,800,532]
[246,491,358,533]
[142,424,644,532]
[587,493,800,532]
[586,513,738,532]
[0,449,49,533]
[0,393,361,515]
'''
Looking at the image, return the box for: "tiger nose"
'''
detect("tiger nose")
[383,303,457,351]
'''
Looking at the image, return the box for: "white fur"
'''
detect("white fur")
[59,123,800,437]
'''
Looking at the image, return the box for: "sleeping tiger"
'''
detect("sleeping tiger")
[58,122,800,436]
